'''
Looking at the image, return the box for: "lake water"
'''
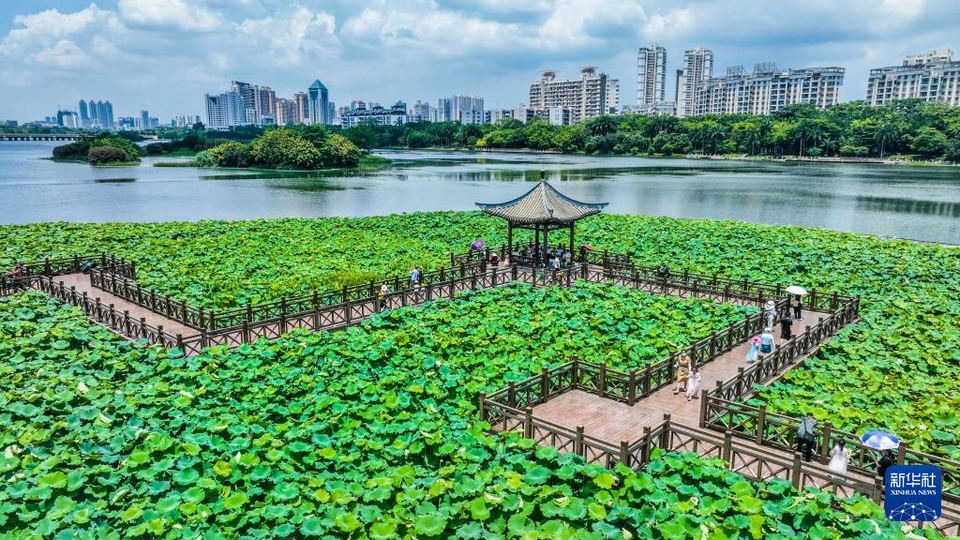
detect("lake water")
[1,141,959,244]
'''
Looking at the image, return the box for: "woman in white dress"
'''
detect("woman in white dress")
[827,441,850,474]
[685,368,701,401]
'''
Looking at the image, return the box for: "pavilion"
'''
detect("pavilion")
[476,174,608,264]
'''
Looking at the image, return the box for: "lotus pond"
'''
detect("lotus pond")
[1,212,958,460]
[0,290,928,539]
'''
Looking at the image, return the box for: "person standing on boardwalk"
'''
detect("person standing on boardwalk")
[674,354,691,395]
[745,336,760,363]
[828,441,850,474]
[490,254,499,267]
[780,316,793,342]
[409,266,421,289]
[657,263,671,280]
[685,368,701,401]
[877,449,895,481]
[759,328,775,358]
[797,413,818,462]
[764,300,776,330]
[793,294,803,321]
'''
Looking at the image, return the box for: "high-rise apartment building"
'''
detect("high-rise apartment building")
[693,64,844,116]
[678,47,714,117]
[78,100,90,128]
[529,67,618,123]
[275,98,298,125]
[437,95,484,123]
[205,91,245,129]
[307,80,330,124]
[294,92,309,123]
[138,110,150,131]
[410,100,438,122]
[636,44,667,108]
[866,48,960,106]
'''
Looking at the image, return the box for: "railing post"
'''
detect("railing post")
[575,426,585,457]
[791,452,803,489]
[599,362,607,398]
[661,414,671,449]
[426,281,433,301]
[155,324,163,344]
[628,369,637,405]
[342,286,348,304]
[642,365,652,396]
[820,421,832,465]
[511,264,518,281]
[43,258,51,275]
[523,408,533,439]
[123,310,130,334]
[478,392,487,422]
[508,381,516,408]
[639,426,652,465]
[699,390,709,427]
[580,261,587,280]
[831,291,839,311]
[872,477,884,504]
[896,442,907,465]
[809,288,817,311]
[198,307,205,330]
[722,430,733,464]
[619,440,630,467]
[242,320,250,343]
[757,404,767,445]
[541,367,549,401]
[571,356,579,387]
[200,329,208,349]
[176,334,184,350]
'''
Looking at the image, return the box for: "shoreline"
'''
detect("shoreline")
[389,147,957,167]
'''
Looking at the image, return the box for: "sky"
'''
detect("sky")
[1,0,959,123]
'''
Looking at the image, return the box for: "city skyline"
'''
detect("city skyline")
[2,1,960,122]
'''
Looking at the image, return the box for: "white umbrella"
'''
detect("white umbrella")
[786,285,808,295]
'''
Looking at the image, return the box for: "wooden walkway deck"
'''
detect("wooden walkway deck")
[53,273,199,338]
[531,311,830,443]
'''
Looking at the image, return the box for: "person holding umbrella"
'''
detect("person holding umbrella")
[763,300,777,329]
[786,286,807,320]
[860,430,900,482]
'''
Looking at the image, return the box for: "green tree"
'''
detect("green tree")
[910,127,947,156]
[585,115,618,136]
[874,121,900,158]
[249,129,321,169]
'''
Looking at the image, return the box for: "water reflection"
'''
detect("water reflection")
[1,143,958,244]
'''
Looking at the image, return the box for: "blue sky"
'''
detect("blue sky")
[1,0,958,122]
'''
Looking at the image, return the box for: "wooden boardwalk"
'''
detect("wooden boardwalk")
[532,311,830,444]
[53,273,199,338]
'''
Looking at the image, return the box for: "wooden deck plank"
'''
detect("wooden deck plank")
[532,311,830,443]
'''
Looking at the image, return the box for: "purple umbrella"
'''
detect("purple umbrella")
[471,240,484,250]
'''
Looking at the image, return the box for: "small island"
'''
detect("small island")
[51,135,143,165]
[52,125,388,170]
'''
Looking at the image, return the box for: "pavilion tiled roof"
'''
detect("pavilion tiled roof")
[476,181,608,225]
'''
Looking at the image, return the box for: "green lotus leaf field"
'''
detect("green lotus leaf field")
[0,289,930,539]
[1,212,958,461]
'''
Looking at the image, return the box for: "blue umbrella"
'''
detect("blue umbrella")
[860,430,900,450]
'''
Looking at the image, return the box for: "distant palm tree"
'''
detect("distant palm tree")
[874,122,899,158]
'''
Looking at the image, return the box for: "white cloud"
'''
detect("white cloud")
[0,4,118,56]
[118,0,224,31]
[31,39,90,69]
[237,6,339,66]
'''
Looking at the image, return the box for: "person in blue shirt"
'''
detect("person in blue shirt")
[759,328,775,357]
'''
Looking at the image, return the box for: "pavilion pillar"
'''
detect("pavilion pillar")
[569,224,574,253]
[543,226,549,261]
[534,224,540,264]
[507,223,513,257]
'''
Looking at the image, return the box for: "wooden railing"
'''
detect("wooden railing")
[481,407,960,537]
[705,296,859,403]
[1,253,136,294]
[702,396,960,507]
[14,275,180,348]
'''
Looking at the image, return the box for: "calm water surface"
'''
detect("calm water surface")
[1,142,958,243]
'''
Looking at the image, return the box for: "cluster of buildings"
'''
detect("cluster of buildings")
[866,48,960,106]
[633,45,845,117]
[632,45,960,118]
[205,79,333,129]
[33,99,197,131]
